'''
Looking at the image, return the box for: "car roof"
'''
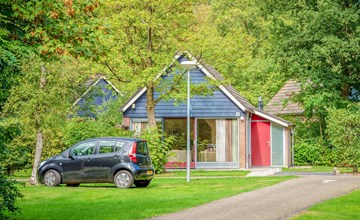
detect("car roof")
[81,137,143,142]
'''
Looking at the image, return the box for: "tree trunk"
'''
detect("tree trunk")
[341,69,350,98]
[29,129,43,185]
[146,84,157,128]
[29,65,46,185]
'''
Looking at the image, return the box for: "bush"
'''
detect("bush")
[63,117,133,147]
[0,170,23,219]
[294,142,336,166]
[327,106,360,172]
[140,127,175,174]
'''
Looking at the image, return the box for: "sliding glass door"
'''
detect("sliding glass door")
[197,119,238,163]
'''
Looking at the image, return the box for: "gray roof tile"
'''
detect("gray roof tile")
[264,80,304,115]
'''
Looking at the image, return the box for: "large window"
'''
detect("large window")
[164,118,239,164]
[165,119,195,163]
[197,119,238,162]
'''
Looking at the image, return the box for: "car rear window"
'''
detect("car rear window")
[115,141,126,151]
[99,140,126,154]
[99,141,116,154]
[137,141,149,155]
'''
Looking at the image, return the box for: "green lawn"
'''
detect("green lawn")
[156,170,250,177]
[12,176,293,220]
[282,166,351,173]
[292,189,360,220]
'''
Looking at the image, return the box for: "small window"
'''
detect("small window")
[72,141,96,156]
[115,141,126,152]
[99,141,116,154]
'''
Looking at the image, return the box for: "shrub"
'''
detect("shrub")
[0,170,23,219]
[140,127,175,174]
[294,142,336,166]
[327,106,360,172]
[63,117,133,147]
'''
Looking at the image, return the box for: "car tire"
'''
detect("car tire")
[66,183,80,187]
[134,180,151,188]
[44,169,61,187]
[114,170,134,188]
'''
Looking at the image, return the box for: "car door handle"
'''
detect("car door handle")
[113,154,119,158]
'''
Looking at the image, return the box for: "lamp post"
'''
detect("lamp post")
[180,60,197,183]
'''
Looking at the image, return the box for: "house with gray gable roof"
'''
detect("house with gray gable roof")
[121,53,294,169]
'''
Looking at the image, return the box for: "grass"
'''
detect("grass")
[12,176,293,220]
[282,166,351,173]
[156,170,250,177]
[292,189,360,220]
[13,169,32,178]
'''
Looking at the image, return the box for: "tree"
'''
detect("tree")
[260,0,360,138]
[189,0,286,105]
[1,56,92,184]
[100,0,201,127]
[1,0,104,184]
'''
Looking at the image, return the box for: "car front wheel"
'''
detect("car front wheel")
[114,170,134,188]
[44,169,61,187]
[134,180,151,188]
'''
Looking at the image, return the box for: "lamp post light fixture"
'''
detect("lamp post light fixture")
[180,60,197,183]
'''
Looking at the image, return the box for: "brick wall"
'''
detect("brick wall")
[122,117,130,128]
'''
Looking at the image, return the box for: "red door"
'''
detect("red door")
[251,121,270,166]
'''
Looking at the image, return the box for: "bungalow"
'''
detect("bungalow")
[264,80,304,116]
[73,75,120,118]
[121,54,294,169]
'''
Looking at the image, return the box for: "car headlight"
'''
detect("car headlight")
[39,161,46,168]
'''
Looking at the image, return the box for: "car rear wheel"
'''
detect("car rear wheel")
[114,170,134,188]
[66,183,80,187]
[44,169,61,187]
[134,180,151,188]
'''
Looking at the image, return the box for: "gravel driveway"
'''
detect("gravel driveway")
[150,175,360,220]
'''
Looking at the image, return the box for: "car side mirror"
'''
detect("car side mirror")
[68,150,75,159]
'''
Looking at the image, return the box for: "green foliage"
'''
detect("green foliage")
[294,142,336,166]
[140,127,175,174]
[99,0,202,126]
[5,0,104,59]
[0,170,23,220]
[1,55,89,160]
[101,0,199,85]
[263,0,360,136]
[63,117,132,148]
[0,65,21,112]
[0,119,31,175]
[327,106,360,171]
[192,1,286,105]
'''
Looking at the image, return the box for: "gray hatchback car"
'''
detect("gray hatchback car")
[38,137,154,188]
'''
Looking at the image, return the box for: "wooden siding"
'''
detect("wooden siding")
[76,79,118,117]
[123,67,244,118]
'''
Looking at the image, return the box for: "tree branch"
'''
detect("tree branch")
[154,68,187,105]
[104,60,131,83]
